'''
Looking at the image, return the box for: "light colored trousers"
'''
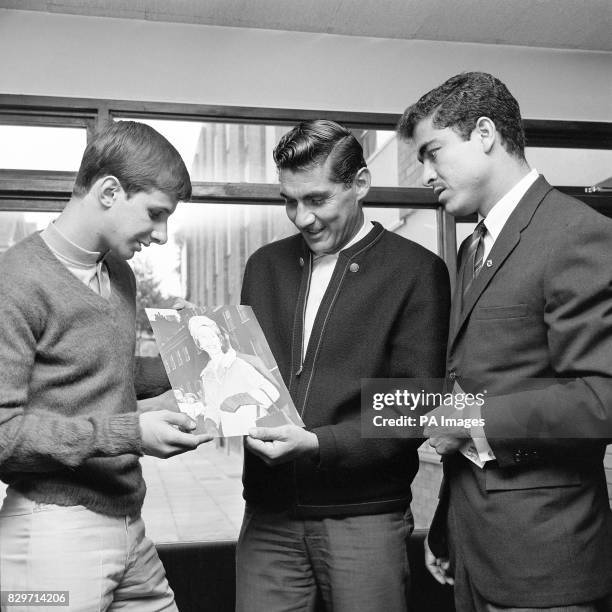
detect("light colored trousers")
[0,488,177,612]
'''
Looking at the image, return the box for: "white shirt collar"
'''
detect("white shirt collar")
[482,169,539,242]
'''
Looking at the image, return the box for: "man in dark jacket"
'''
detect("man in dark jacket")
[399,72,612,611]
[237,119,450,611]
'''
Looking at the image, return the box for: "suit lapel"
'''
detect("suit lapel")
[448,176,554,352]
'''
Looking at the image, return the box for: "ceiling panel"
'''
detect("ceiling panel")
[1,0,611,51]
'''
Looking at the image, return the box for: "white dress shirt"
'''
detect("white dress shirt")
[302,219,371,359]
[480,168,539,261]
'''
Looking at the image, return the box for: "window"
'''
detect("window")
[0,125,87,171]
[525,147,612,186]
[1,95,610,543]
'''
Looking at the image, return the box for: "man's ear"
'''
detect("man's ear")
[474,116,497,154]
[354,167,371,202]
[96,176,123,209]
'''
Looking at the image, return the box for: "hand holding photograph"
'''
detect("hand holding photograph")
[145,305,304,437]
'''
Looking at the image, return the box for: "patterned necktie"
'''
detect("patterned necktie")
[461,220,487,301]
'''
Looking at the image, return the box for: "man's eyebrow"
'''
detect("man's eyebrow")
[279,190,331,200]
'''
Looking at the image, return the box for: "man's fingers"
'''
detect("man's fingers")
[245,436,274,454]
[424,536,454,585]
[441,560,455,585]
[172,298,196,310]
[245,436,280,465]
[160,410,197,431]
[425,556,453,585]
[424,552,447,585]
[165,429,208,449]
[427,564,448,585]
[245,440,271,464]
[248,426,286,441]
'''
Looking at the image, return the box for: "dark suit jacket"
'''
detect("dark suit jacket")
[429,176,612,607]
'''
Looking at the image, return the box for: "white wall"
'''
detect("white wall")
[0,9,611,121]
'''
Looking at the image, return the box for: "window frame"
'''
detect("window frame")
[2,93,611,282]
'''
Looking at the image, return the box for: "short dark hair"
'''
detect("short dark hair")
[73,121,192,201]
[273,120,366,186]
[397,72,526,159]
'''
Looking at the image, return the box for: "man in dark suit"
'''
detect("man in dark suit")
[398,72,612,611]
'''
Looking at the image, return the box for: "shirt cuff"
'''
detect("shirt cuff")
[470,403,495,462]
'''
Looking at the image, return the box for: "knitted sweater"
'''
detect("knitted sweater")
[0,233,147,517]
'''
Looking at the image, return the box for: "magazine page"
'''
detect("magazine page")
[145,305,304,437]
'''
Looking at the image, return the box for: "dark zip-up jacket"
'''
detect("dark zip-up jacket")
[241,222,450,517]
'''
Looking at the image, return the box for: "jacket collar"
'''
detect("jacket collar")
[449,175,554,350]
[298,220,385,263]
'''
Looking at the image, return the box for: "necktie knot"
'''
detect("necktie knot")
[473,220,486,240]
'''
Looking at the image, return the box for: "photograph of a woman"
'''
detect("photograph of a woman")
[146,305,302,437]
[188,315,281,436]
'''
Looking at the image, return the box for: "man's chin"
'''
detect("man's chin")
[119,247,137,260]
[302,234,327,255]
[442,199,471,218]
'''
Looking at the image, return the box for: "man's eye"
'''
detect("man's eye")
[428,149,439,161]
[149,210,162,220]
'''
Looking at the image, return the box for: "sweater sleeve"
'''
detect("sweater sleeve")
[314,254,451,471]
[0,278,142,474]
[134,356,171,399]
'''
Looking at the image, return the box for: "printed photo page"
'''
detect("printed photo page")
[145,305,304,437]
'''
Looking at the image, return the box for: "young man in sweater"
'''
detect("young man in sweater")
[237,120,450,611]
[0,121,211,611]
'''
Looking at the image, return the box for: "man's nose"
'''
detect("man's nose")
[422,160,437,187]
[293,203,316,229]
[151,222,168,245]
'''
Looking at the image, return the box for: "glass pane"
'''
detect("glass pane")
[353,130,403,187]
[115,117,288,183]
[116,118,404,186]
[0,210,58,255]
[131,203,438,314]
[525,147,612,187]
[365,207,438,254]
[0,125,86,171]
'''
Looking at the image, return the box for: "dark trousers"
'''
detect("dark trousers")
[235,506,413,612]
